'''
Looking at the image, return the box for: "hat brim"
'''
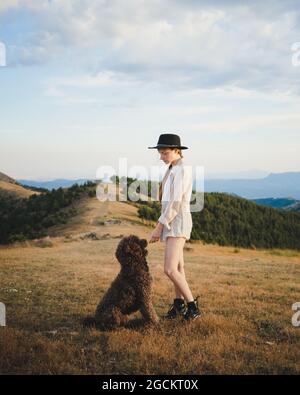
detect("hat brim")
[148,144,188,150]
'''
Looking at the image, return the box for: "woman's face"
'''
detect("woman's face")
[158,148,180,164]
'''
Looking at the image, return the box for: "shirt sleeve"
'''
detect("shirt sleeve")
[158,166,191,230]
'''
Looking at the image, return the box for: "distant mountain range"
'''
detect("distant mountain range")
[10,170,300,205]
[17,178,93,190]
[205,169,269,179]
[201,172,300,200]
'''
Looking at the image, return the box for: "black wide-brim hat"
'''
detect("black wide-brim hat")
[148,133,188,150]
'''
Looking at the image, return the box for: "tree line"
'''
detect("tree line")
[0,182,96,244]
[135,191,300,250]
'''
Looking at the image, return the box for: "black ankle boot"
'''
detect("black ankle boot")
[164,298,187,319]
[184,296,201,321]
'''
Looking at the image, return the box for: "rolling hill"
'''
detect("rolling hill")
[251,197,300,212]
[0,171,40,199]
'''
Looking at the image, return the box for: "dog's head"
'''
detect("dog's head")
[115,235,149,271]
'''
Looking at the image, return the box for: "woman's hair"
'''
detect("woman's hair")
[157,148,183,202]
[172,148,183,158]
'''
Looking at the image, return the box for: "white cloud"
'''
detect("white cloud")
[48,71,142,88]
[0,0,50,13]
[1,0,300,94]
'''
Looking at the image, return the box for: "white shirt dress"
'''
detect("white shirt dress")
[158,158,193,242]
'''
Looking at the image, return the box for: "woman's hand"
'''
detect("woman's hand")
[149,222,164,243]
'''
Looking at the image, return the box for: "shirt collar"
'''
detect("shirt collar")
[169,158,183,169]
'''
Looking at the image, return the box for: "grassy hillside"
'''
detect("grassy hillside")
[0,171,17,184]
[2,176,300,250]
[0,182,96,244]
[0,171,40,199]
[0,180,39,199]
[0,198,299,374]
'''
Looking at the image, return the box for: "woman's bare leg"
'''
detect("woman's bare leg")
[164,236,194,303]
[174,242,186,299]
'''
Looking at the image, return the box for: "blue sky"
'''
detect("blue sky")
[0,0,300,180]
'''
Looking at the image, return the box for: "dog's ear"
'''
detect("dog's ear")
[140,239,148,249]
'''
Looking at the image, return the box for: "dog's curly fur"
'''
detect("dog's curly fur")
[83,235,159,330]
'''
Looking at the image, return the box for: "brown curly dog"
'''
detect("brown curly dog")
[83,235,159,330]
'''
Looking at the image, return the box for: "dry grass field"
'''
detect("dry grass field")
[0,196,299,374]
[0,180,39,199]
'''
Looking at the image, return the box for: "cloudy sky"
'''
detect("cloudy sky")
[0,0,300,180]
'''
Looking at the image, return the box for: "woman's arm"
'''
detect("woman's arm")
[149,219,164,243]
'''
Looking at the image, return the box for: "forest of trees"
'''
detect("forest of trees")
[0,181,96,244]
[136,191,300,250]
[2,175,300,250]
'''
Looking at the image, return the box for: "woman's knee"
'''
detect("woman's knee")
[164,237,185,277]
[164,264,179,278]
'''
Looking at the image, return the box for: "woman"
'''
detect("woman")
[148,133,201,321]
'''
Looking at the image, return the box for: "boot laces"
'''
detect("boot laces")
[188,296,200,311]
